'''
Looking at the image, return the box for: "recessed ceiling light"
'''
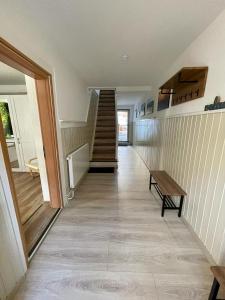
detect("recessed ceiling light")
[121,54,129,61]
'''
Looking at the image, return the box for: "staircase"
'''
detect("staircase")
[91,90,117,169]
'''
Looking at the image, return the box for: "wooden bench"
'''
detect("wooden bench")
[149,170,187,217]
[209,266,225,300]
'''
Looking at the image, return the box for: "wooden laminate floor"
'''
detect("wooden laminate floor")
[14,147,221,300]
[13,172,58,254]
[13,172,44,224]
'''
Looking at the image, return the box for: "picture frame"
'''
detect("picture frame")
[157,89,170,111]
[146,99,154,114]
[140,103,145,116]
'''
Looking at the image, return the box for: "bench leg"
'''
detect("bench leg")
[208,278,220,300]
[149,174,152,190]
[161,196,165,217]
[178,195,184,217]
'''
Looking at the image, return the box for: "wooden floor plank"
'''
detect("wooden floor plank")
[13,172,44,224]
[13,171,58,254]
[24,203,58,254]
[14,147,222,300]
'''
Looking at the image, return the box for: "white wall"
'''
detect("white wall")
[134,9,225,264]
[152,9,225,117]
[0,3,90,298]
[0,85,26,94]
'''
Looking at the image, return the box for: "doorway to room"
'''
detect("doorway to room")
[117,109,129,145]
[0,37,62,261]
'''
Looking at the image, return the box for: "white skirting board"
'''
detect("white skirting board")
[67,143,89,189]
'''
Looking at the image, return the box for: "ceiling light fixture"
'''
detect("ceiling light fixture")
[121,54,129,62]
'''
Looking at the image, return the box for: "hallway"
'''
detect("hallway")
[14,147,213,299]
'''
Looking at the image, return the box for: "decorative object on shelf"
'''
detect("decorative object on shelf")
[157,89,170,111]
[214,96,221,104]
[140,103,145,116]
[205,96,225,111]
[146,99,154,114]
[135,109,138,118]
[159,67,208,107]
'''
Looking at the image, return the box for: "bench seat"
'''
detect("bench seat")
[149,170,186,217]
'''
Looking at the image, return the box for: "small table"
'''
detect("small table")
[149,170,187,217]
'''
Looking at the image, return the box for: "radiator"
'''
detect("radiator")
[67,143,89,189]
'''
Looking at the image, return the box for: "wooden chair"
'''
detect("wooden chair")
[25,157,40,178]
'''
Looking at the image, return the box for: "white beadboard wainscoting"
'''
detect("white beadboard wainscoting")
[134,111,225,264]
[61,91,98,201]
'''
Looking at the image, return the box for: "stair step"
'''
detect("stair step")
[100,94,115,98]
[97,122,115,127]
[99,97,115,100]
[97,116,115,120]
[95,132,116,138]
[99,101,115,105]
[98,106,115,110]
[98,103,115,107]
[96,126,115,132]
[92,154,116,161]
[98,109,115,113]
[99,101,115,104]
[100,90,115,95]
[94,145,115,150]
[93,149,115,154]
[98,111,115,116]
[94,139,116,145]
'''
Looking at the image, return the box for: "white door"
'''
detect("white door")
[11,95,37,171]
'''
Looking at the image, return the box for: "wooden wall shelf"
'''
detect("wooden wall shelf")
[159,67,208,106]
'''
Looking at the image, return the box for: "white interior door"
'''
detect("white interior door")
[11,95,37,171]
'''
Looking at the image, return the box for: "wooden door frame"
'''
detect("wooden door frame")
[0,37,63,261]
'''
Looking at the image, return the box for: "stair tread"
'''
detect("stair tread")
[96,128,115,131]
[97,116,115,120]
[95,133,116,137]
[94,146,115,149]
[92,154,116,160]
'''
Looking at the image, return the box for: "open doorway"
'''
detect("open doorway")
[117,109,129,145]
[0,64,59,256]
[0,38,62,260]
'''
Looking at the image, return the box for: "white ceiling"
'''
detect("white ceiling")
[12,0,225,86]
[0,62,25,85]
